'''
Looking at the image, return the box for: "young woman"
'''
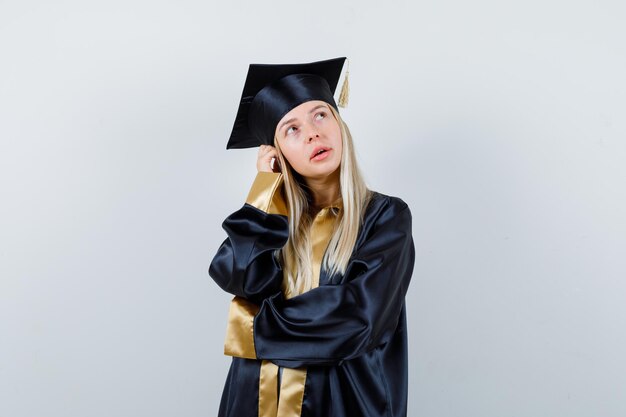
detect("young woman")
[209,57,415,417]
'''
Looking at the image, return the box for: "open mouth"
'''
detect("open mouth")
[310,147,331,160]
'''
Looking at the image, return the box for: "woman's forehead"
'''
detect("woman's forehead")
[278,100,330,124]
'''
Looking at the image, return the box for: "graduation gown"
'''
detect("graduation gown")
[208,171,415,417]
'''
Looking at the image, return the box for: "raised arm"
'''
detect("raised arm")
[208,171,289,304]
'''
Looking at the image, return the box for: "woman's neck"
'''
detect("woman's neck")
[304,168,341,210]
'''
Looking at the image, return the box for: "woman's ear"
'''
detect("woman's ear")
[272,138,284,174]
[271,158,281,173]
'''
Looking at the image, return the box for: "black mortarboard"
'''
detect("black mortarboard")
[226,56,349,149]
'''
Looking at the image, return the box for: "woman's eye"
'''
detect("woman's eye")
[286,126,297,135]
[316,112,326,120]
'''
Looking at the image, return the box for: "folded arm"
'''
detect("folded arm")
[224,198,415,367]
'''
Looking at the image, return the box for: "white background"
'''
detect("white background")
[1,0,625,416]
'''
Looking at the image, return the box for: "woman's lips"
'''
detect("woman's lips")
[311,149,331,161]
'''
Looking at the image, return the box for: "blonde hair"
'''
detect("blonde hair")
[273,104,373,298]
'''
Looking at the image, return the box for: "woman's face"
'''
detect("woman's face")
[274,100,342,180]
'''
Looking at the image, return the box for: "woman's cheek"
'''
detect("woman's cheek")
[285,147,302,170]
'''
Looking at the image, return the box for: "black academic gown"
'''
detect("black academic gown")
[208,171,415,417]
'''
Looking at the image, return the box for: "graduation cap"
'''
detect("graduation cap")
[226,57,350,149]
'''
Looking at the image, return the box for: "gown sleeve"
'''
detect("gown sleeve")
[208,171,289,304]
[223,196,415,367]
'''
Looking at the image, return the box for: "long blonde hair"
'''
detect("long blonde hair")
[273,104,373,298]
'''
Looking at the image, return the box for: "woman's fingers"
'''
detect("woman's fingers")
[258,145,276,159]
[259,144,275,156]
[257,145,279,173]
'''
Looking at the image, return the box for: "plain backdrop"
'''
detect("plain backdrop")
[1,0,625,416]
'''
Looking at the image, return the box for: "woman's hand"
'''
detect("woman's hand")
[257,145,281,173]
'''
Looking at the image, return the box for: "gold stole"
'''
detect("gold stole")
[258,206,339,417]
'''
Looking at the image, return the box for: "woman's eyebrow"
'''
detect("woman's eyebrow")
[278,104,328,132]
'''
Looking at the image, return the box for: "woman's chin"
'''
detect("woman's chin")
[300,163,341,181]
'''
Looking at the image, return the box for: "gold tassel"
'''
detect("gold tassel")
[338,58,349,108]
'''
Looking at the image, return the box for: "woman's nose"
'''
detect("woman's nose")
[304,122,320,142]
